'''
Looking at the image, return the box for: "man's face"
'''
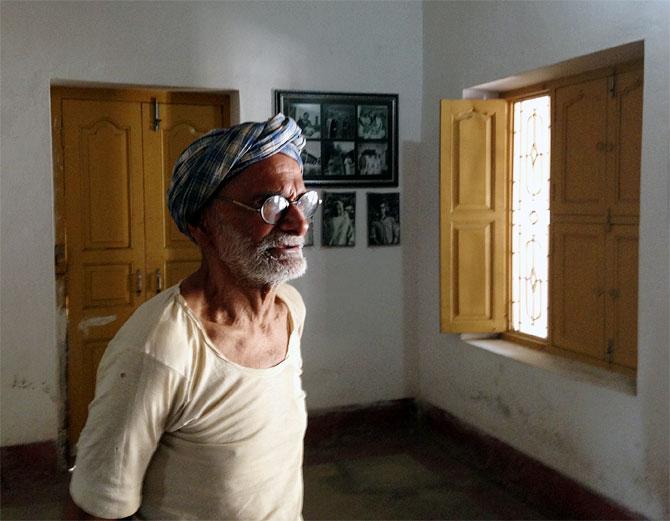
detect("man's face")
[203,154,309,286]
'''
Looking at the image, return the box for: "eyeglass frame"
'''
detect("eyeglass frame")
[215,190,322,225]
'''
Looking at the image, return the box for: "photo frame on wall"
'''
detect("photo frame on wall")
[322,192,356,247]
[275,91,398,187]
[367,192,400,246]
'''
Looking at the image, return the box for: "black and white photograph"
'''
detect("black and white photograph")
[367,192,400,246]
[275,91,398,187]
[322,192,355,247]
[358,105,388,139]
[358,143,388,176]
[290,103,321,138]
[301,141,322,178]
[324,104,356,139]
[323,141,355,176]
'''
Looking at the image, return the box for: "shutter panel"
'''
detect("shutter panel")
[552,77,609,218]
[550,222,607,359]
[608,67,643,218]
[440,99,508,333]
[606,225,638,369]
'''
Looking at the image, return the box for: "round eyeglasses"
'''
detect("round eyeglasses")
[217,190,322,225]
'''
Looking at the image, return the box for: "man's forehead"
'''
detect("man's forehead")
[224,154,303,194]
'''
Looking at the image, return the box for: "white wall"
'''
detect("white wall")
[0,1,423,446]
[419,1,669,518]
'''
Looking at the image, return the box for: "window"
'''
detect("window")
[439,60,642,375]
[510,95,551,340]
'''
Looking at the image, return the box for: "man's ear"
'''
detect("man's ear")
[188,215,211,249]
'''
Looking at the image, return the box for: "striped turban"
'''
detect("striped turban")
[168,113,306,239]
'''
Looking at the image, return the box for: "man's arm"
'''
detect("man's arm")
[70,346,186,519]
[64,495,117,521]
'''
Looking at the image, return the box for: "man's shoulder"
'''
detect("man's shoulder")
[278,283,304,306]
[277,283,306,328]
[108,285,197,375]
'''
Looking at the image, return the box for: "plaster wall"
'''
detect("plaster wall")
[419,1,669,518]
[0,0,423,446]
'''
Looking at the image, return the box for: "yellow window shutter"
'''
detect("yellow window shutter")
[440,99,508,333]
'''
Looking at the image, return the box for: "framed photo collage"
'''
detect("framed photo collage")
[275,90,400,248]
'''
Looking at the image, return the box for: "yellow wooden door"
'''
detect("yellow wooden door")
[608,67,643,219]
[550,222,606,360]
[62,94,228,450]
[439,99,508,333]
[605,225,638,369]
[142,103,226,294]
[62,99,147,447]
[552,77,609,219]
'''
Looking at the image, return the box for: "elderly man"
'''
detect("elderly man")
[68,114,318,520]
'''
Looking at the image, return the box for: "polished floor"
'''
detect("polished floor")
[2,422,557,520]
[302,421,557,520]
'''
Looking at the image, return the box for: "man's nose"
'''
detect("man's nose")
[278,203,309,236]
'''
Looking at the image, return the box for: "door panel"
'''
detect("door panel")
[82,263,133,307]
[63,99,146,448]
[142,103,226,294]
[80,121,134,248]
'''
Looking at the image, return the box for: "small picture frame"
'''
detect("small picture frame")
[358,105,388,140]
[367,192,400,246]
[302,141,322,178]
[276,91,398,187]
[324,141,356,176]
[322,192,356,247]
[324,104,356,139]
[293,103,321,138]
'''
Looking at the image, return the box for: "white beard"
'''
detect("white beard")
[213,223,307,286]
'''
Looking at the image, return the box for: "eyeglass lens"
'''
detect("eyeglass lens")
[260,191,320,224]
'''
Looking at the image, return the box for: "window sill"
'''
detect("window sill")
[460,334,637,396]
